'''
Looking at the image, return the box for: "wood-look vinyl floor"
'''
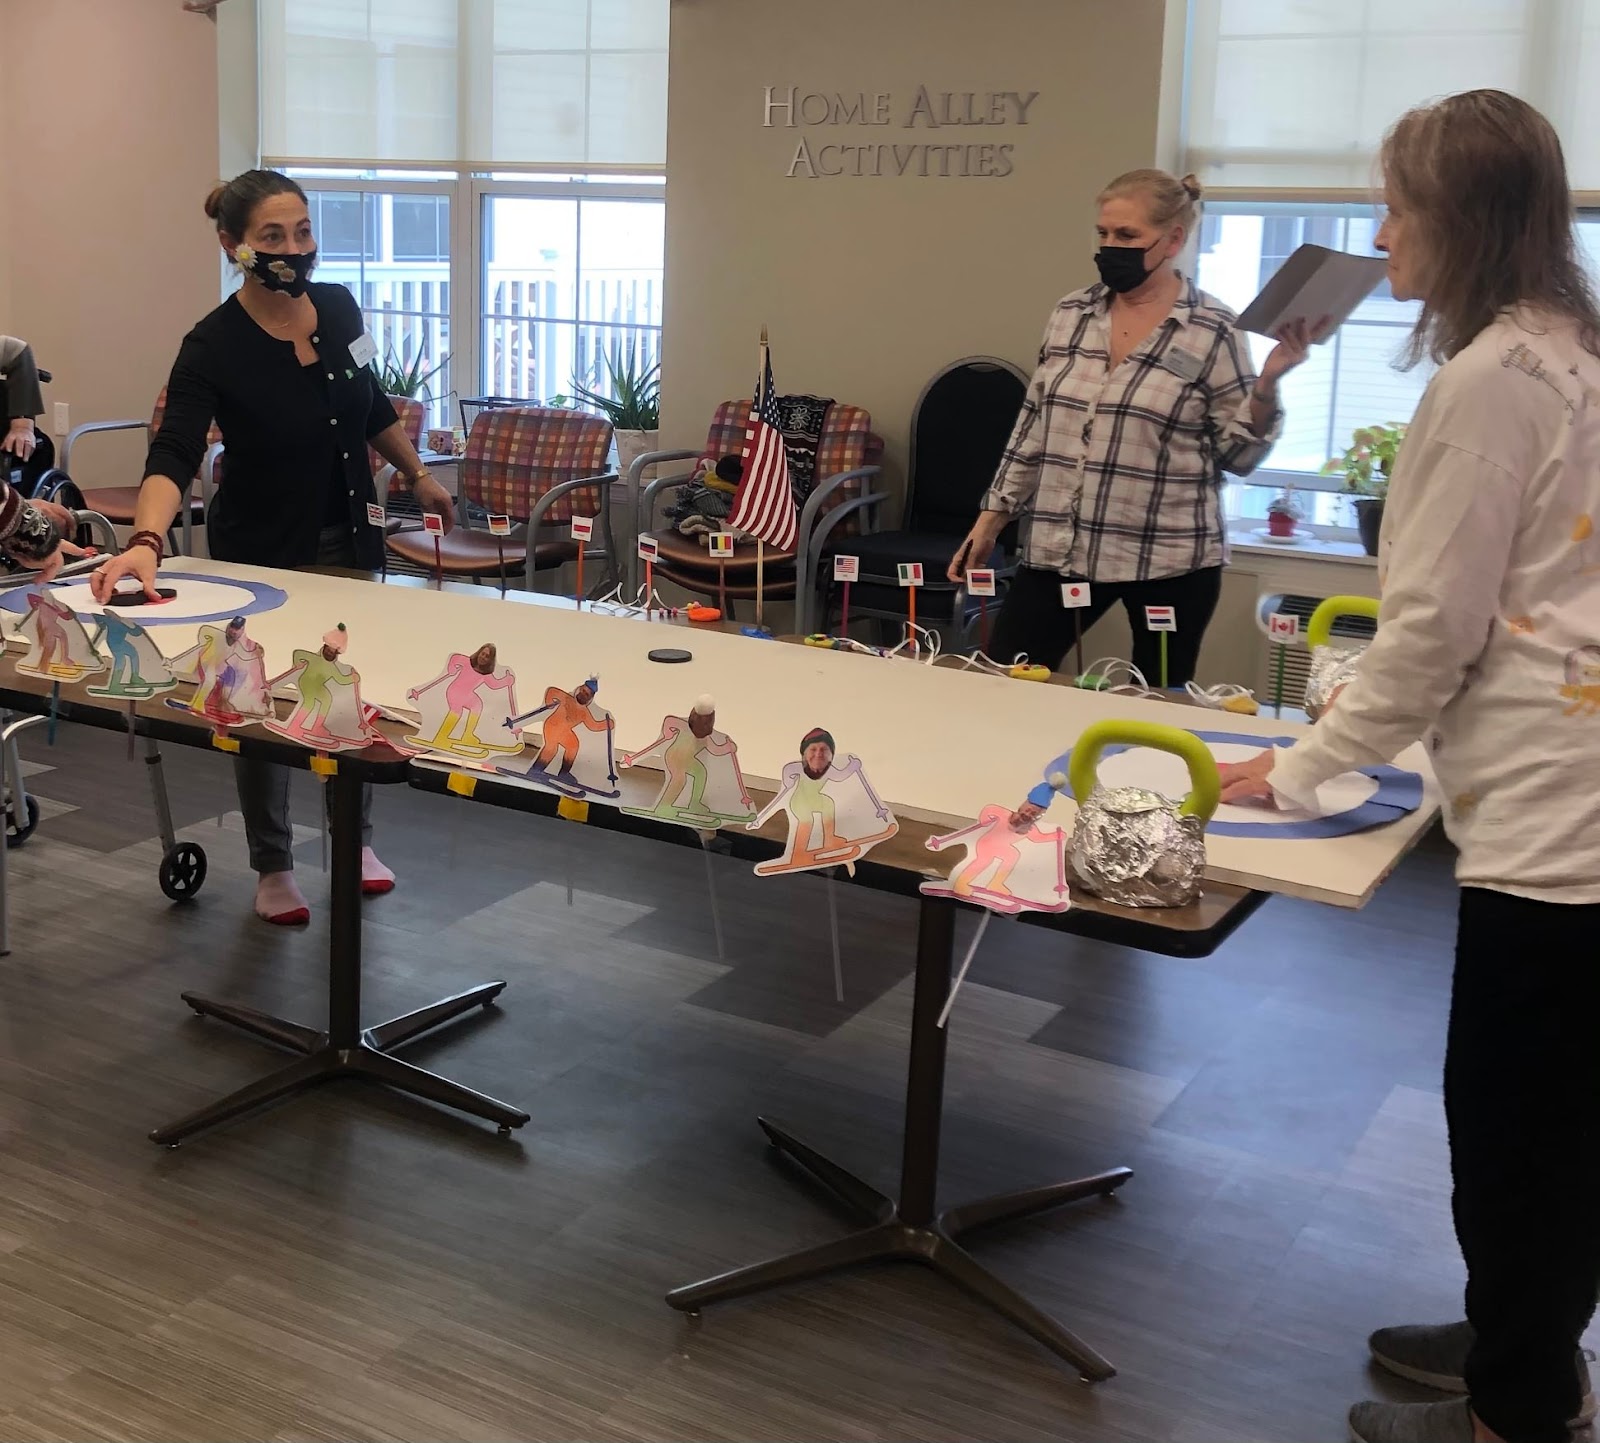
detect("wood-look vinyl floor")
[0,723,1581,1442]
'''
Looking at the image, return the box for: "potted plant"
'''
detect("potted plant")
[374,342,449,404]
[571,349,662,483]
[1324,423,1407,556]
[1265,486,1305,539]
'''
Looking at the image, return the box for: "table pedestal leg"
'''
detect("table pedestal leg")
[665,894,1130,1383]
[150,770,530,1146]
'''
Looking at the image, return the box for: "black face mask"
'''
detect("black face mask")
[236,245,318,298]
[1094,236,1164,295]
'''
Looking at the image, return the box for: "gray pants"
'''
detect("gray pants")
[234,526,374,875]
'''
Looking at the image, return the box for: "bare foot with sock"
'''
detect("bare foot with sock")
[254,853,395,922]
[255,870,310,926]
[361,847,396,897]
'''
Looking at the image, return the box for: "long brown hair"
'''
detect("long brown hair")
[1381,90,1600,366]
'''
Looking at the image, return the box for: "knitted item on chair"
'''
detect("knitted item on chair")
[775,394,834,505]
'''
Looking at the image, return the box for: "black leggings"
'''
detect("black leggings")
[1449,887,1600,1443]
[987,565,1222,686]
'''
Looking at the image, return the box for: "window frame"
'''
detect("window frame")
[288,169,667,427]
[469,172,665,410]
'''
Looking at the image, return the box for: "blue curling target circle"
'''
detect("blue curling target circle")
[0,572,288,629]
[1044,728,1423,840]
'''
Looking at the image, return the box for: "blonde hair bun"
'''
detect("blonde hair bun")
[1097,168,1202,232]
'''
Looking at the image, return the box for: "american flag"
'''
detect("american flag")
[728,343,796,552]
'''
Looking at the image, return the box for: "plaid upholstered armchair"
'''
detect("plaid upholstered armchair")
[61,388,222,554]
[387,406,618,592]
[630,400,885,632]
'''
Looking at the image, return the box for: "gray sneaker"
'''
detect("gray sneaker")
[1368,1321,1597,1428]
[1348,1399,1475,1443]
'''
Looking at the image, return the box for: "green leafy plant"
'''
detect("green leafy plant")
[374,342,449,401]
[1323,423,1408,501]
[569,349,661,431]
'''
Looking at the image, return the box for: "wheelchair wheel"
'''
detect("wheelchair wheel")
[159,842,207,901]
[4,792,39,848]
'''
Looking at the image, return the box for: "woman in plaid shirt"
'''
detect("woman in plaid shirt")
[948,169,1317,685]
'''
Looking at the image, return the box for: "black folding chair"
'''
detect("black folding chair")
[818,356,1028,645]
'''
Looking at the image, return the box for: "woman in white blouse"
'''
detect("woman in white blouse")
[947,168,1315,684]
[1222,91,1600,1443]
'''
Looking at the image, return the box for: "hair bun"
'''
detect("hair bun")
[1180,172,1205,201]
[203,182,230,221]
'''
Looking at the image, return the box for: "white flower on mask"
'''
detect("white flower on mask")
[233,242,256,270]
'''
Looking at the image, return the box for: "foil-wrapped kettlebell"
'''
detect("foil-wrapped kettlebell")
[1065,720,1221,908]
[1304,595,1379,720]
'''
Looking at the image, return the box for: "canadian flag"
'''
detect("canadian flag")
[1268,612,1300,643]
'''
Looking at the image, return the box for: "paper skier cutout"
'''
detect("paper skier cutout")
[621,694,754,827]
[167,615,273,729]
[13,587,109,683]
[84,612,177,699]
[404,644,523,758]
[261,624,380,752]
[498,674,620,799]
[920,804,1071,916]
[749,726,898,877]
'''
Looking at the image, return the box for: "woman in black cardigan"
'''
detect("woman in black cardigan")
[91,170,453,926]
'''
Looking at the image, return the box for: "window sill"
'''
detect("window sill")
[1226,528,1377,567]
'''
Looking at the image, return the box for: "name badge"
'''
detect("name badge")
[348,333,378,369]
[1163,347,1204,382]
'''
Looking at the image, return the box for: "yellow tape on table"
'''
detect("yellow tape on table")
[308,755,338,778]
[557,797,589,823]
[446,771,478,798]
[209,734,240,754]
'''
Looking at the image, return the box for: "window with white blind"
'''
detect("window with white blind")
[1183,1,1600,532]
[1193,200,1600,530]
[1184,0,1600,192]
[260,0,669,171]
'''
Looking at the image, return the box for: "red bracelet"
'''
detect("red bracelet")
[126,531,164,563]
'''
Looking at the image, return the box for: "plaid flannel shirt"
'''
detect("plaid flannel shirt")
[984,278,1280,582]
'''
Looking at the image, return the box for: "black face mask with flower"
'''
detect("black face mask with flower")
[233,243,317,298]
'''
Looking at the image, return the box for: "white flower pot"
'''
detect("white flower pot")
[615,428,661,486]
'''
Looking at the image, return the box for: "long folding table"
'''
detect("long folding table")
[0,558,1438,1380]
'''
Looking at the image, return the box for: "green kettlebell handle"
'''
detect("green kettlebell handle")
[1068,719,1221,823]
[1306,594,1380,650]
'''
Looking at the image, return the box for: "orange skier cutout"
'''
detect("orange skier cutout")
[500,674,620,799]
[749,726,898,877]
[919,803,1070,916]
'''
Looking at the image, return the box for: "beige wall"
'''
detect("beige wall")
[4,0,222,490]
[662,0,1170,501]
[659,0,1278,687]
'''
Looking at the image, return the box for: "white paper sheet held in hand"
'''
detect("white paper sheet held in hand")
[1236,244,1389,341]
